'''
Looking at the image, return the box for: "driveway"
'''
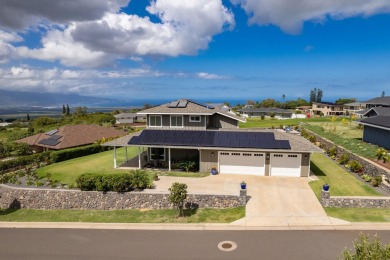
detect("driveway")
[151,174,346,227]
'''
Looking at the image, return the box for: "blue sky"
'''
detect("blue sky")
[0,0,389,104]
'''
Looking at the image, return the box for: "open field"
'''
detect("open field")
[239,117,330,128]
[0,207,245,223]
[309,153,380,200]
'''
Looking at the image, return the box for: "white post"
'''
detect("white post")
[113,146,117,169]
[125,146,128,162]
[168,148,171,171]
[138,147,141,169]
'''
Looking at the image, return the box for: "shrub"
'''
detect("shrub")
[328,146,337,157]
[371,176,382,187]
[76,172,133,192]
[50,144,109,163]
[169,182,188,217]
[308,135,316,143]
[341,233,390,259]
[260,114,265,120]
[349,160,363,173]
[129,170,152,190]
[376,148,387,160]
[0,152,50,173]
[361,174,371,182]
[338,154,350,165]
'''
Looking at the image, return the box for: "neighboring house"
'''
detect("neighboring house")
[364,96,390,108]
[104,99,321,177]
[358,107,390,149]
[343,102,366,116]
[114,113,146,124]
[237,107,293,119]
[17,124,126,152]
[310,102,344,116]
[296,106,311,113]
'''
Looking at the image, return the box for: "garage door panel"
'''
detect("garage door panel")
[219,152,265,175]
[270,153,301,177]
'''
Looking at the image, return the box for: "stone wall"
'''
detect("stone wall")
[305,129,390,179]
[0,185,247,210]
[321,190,390,208]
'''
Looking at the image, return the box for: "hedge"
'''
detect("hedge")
[76,170,152,192]
[50,144,110,163]
[0,152,50,173]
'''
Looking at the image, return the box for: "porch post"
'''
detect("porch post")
[125,146,128,162]
[168,148,171,171]
[138,147,141,169]
[113,146,117,169]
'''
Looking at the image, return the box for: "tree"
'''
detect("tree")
[26,113,30,121]
[341,233,390,259]
[260,98,278,108]
[66,104,70,116]
[74,106,88,116]
[169,182,188,217]
[335,98,357,105]
[382,91,386,98]
[143,104,153,109]
[316,89,323,102]
[282,94,286,100]
[62,105,66,114]
[309,88,323,103]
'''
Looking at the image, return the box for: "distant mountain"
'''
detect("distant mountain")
[0,89,132,108]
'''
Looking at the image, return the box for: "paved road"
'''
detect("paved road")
[1,229,390,259]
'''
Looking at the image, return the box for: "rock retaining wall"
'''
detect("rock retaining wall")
[321,190,390,208]
[0,185,247,210]
[305,129,390,179]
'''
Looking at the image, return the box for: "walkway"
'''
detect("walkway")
[148,174,346,227]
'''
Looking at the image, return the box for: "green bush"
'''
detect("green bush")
[341,233,390,259]
[328,146,337,157]
[308,135,316,143]
[349,160,364,173]
[338,154,350,165]
[129,170,152,190]
[361,174,371,182]
[376,148,388,160]
[50,144,109,163]
[371,176,382,187]
[76,172,133,192]
[0,152,50,173]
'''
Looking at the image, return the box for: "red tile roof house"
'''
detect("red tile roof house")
[16,124,127,153]
[104,99,321,177]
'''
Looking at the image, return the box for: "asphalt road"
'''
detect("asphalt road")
[1,229,390,259]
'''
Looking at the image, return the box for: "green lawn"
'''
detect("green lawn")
[36,147,136,185]
[239,117,329,128]
[309,153,380,200]
[325,208,390,222]
[0,207,245,223]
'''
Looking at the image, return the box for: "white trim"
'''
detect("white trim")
[138,112,213,115]
[148,115,162,127]
[359,121,390,131]
[189,115,201,122]
[170,115,184,128]
[216,112,246,123]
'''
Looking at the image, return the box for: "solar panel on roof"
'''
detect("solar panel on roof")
[45,129,58,136]
[177,100,188,108]
[168,101,179,108]
[48,135,62,140]
[38,138,60,146]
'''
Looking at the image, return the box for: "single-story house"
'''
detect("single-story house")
[114,113,146,124]
[237,107,293,119]
[17,124,127,152]
[103,99,321,177]
[358,107,390,150]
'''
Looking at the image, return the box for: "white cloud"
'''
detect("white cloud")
[0,0,129,30]
[304,45,314,52]
[232,0,390,34]
[197,72,227,79]
[12,0,234,68]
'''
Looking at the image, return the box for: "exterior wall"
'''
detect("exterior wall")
[209,114,238,129]
[146,115,206,130]
[200,150,218,173]
[363,126,390,150]
[321,190,390,208]
[116,118,134,124]
[0,185,247,210]
[170,148,199,161]
[310,104,344,116]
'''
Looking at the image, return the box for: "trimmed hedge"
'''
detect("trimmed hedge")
[50,144,109,163]
[76,170,152,192]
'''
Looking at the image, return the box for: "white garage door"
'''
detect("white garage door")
[270,153,301,177]
[219,152,265,175]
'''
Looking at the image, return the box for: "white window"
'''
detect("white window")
[149,115,162,127]
[170,115,183,128]
[189,116,201,122]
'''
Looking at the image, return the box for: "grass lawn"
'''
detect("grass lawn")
[239,117,329,128]
[36,147,133,185]
[325,208,390,222]
[0,207,245,223]
[308,121,363,139]
[309,153,380,200]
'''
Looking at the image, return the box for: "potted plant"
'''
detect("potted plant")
[241,181,247,189]
[322,183,330,191]
[210,167,218,175]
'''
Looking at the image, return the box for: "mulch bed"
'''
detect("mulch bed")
[369,159,390,170]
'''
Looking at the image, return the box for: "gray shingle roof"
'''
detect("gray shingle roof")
[364,107,390,117]
[364,96,390,105]
[359,115,390,129]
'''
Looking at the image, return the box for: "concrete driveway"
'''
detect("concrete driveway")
[150,174,346,227]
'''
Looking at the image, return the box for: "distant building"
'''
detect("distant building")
[343,102,366,117]
[237,107,293,118]
[364,96,390,108]
[114,113,146,124]
[310,102,344,116]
